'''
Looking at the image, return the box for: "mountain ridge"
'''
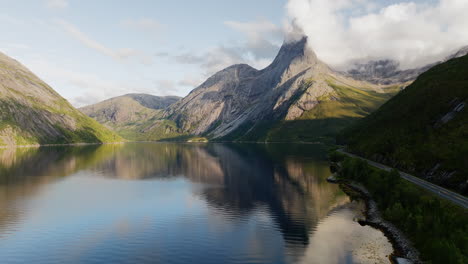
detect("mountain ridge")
[162,37,400,142]
[344,46,468,85]
[0,52,122,146]
[83,38,468,143]
[80,93,181,140]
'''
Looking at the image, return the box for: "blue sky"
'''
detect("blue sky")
[0,0,466,106]
[0,0,286,106]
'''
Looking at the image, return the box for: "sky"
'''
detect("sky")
[0,0,467,107]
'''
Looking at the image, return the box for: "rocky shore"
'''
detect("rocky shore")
[327,174,421,264]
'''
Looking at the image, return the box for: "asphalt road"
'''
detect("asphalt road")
[338,149,468,209]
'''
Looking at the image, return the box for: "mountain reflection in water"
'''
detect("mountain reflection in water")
[0,143,392,264]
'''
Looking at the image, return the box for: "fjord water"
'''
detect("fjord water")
[0,143,392,264]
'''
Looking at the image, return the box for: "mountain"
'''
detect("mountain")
[162,37,401,142]
[0,52,121,146]
[80,94,181,140]
[446,45,468,60]
[339,54,468,194]
[344,59,435,85]
[345,46,468,85]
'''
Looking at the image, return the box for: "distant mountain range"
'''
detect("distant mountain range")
[84,37,407,142]
[343,46,468,85]
[79,94,180,141]
[340,54,468,194]
[2,36,466,146]
[0,52,121,146]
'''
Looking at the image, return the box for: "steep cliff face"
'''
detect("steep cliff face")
[80,94,181,140]
[0,52,121,146]
[164,37,400,142]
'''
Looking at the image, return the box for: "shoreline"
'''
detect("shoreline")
[0,140,327,149]
[328,175,421,264]
[0,141,126,149]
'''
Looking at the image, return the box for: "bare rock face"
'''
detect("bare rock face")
[163,37,393,140]
[0,52,120,146]
[165,64,260,135]
[165,38,328,138]
[284,79,336,120]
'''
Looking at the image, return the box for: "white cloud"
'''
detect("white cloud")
[286,0,468,69]
[172,19,283,77]
[24,58,156,107]
[46,0,68,9]
[174,45,243,75]
[56,19,153,65]
[178,76,203,88]
[224,19,282,60]
[224,19,282,39]
[0,43,30,53]
[56,19,136,61]
[122,18,162,36]
[154,79,180,95]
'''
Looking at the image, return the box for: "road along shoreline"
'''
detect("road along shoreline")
[337,149,468,209]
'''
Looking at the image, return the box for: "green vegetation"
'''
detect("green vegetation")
[142,119,186,141]
[0,54,122,146]
[339,55,468,194]
[332,154,468,264]
[186,137,208,142]
[223,80,399,143]
[0,98,121,146]
[79,95,186,142]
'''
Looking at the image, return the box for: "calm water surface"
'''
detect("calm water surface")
[0,143,392,264]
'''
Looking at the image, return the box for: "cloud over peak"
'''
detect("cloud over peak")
[287,0,468,69]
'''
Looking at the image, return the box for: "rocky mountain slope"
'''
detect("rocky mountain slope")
[87,38,466,143]
[80,94,180,140]
[0,52,121,146]
[345,46,468,85]
[344,60,435,85]
[162,37,401,142]
[339,54,468,194]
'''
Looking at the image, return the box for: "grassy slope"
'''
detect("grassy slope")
[266,82,398,142]
[224,79,399,143]
[0,97,121,146]
[101,110,186,141]
[0,54,122,146]
[340,55,468,194]
[81,96,187,142]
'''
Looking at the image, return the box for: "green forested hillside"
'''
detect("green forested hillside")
[340,55,468,194]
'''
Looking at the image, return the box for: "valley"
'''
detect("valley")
[0,2,467,263]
